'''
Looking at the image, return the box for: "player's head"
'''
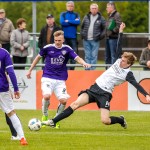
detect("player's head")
[120,52,137,68]
[54,30,64,48]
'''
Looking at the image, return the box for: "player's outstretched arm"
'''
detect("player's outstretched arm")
[75,56,91,69]
[26,55,41,79]
[119,22,126,33]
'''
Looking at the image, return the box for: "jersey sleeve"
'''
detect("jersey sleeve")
[39,47,47,57]
[5,53,19,92]
[126,71,149,97]
[67,47,78,60]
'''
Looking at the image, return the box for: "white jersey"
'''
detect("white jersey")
[96,59,130,93]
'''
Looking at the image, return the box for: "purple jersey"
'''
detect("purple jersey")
[0,48,17,92]
[39,44,78,80]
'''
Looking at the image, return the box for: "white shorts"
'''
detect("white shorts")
[0,91,14,114]
[41,77,70,100]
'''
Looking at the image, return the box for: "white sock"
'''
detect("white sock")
[55,103,66,117]
[9,114,24,139]
[42,98,50,116]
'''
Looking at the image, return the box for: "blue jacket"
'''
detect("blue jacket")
[60,11,80,39]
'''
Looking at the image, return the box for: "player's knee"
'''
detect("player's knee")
[101,117,110,125]
[59,99,67,105]
[70,101,79,110]
[7,110,16,117]
[43,94,50,100]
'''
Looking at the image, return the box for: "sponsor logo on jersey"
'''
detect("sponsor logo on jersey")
[51,55,65,65]
[62,50,67,55]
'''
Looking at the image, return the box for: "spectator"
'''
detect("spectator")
[0,47,28,145]
[26,30,91,129]
[81,3,105,70]
[60,1,80,70]
[38,14,61,64]
[0,9,15,53]
[10,18,30,70]
[105,2,122,67]
[38,14,61,50]
[139,40,150,70]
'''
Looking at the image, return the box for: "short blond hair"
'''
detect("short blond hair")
[121,52,137,65]
[66,1,74,6]
[53,30,64,37]
[90,3,99,9]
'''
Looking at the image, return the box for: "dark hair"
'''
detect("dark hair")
[107,1,116,10]
[147,39,150,44]
[16,18,26,27]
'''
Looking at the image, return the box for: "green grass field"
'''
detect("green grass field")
[0,110,150,150]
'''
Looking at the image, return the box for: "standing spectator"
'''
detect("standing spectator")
[0,47,28,145]
[139,40,150,70]
[10,18,30,70]
[81,3,105,70]
[38,14,61,64]
[105,2,122,67]
[0,9,15,53]
[26,30,90,129]
[38,14,61,50]
[60,1,80,70]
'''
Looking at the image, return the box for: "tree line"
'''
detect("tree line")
[0,1,148,33]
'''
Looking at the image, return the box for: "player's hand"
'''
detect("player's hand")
[146,95,150,103]
[14,91,20,99]
[26,71,32,79]
[83,63,91,69]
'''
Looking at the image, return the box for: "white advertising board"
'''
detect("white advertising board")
[9,70,36,110]
[128,71,150,111]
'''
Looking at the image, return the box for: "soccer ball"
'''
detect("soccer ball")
[28,118,42,131]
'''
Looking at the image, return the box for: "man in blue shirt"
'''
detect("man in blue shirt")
[60,1,80,70]
[26,30,90,128]
[0,47,27,145]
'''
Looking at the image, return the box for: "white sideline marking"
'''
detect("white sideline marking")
[0,130,150,137]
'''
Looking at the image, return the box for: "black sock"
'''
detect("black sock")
[53,106,74,123]
[110,116,124,125]
[5,113,17,136]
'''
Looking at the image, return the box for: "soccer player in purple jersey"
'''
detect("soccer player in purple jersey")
[0,47,27,145]
[26,30,91,128]
[42,23,150,129]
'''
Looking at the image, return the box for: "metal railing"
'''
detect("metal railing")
[16,32,149,70]
[13,64,145,69]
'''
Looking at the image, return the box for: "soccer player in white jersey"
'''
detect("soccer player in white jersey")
[0,47,28,145]
[26,30,90,128]
[42,23,150,129]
